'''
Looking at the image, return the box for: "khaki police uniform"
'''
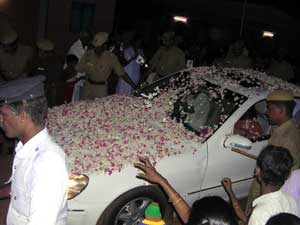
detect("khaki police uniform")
[224,40,252,69]
[76,50,125,99]
[269,119,300,170]
[149,46,186,78]
[32,39,64,107]
[76,32,126,99]
[0,30,33,81]
[36,38,55,52]
[147,32,186,82]
[224,54,252,69]
[0,45,33,80]
[267,59,295,81]
[246,90,300,211]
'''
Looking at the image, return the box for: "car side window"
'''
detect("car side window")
[233,100,271,142]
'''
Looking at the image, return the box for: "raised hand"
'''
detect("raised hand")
[222,177,233,193]
[134,157,165,184]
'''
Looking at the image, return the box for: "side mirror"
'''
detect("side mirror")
[224,135,252,151]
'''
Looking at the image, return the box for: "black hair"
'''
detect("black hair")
[256,145,293,187]
[186,196,238,225]
[9,96,48,127]
[266,213,300,225]
[66,54,79,64]
[268,101,295,118]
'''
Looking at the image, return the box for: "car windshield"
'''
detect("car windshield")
[139,70,248,138]
[170,80,247,137]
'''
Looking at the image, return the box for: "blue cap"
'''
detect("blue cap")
[0,76,46,104]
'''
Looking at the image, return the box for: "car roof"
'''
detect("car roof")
[187,67,300,100]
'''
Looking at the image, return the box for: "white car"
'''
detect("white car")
[47,66,300,225]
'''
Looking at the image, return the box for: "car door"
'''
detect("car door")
[156,140,208,205]
[200,96,269,199]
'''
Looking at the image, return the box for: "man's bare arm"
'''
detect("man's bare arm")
[0,184,11,200]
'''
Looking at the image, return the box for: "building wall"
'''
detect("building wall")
[0,0,116,54]
[46,0,117,55]
[0,0,40,45]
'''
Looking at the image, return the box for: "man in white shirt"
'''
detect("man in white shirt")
[68,31,92,60]
[223,145,297,225]
[0,75,68,225]
[66,31,92,101]
[248,145,297,225]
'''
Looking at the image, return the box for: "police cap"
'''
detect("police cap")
[266,89,295,102]
[0,29,18,45]
[36,38,55,51]
[0,76,46,104]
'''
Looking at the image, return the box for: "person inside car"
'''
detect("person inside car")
[254,101,271,136]
[234,107,263,142]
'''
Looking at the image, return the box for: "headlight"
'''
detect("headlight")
[67,174,89,200]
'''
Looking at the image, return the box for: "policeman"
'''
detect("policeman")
[224,40,252,69]
[32,38,56,75]
[76,32,137,99]
[0,76,68,225]
[0,29,34,81]
[267,48,295,81]
[246,89,300,211]
[32,38,64,107]
[143,31,186,83]
[267,90,300,168]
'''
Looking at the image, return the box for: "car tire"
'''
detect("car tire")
[97,185,174,225]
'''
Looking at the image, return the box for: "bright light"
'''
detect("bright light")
[262,31,274,38]
[67,174,89,200]
[173,16,188,23]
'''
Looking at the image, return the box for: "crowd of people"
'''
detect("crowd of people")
[183,37,297,84]
[1,26,298,107]
[0,25,300,225]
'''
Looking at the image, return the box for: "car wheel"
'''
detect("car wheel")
[97,185,174,225]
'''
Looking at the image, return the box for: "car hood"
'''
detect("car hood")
[47,93,207,175]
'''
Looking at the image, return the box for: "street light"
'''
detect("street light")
[173,16,188,24]
[262,31,274,38]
